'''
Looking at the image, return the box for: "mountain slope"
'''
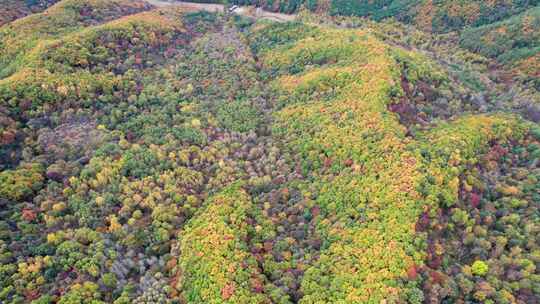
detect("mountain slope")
[0,1,539,303]
[232,0,539,31]
[460,6,540,89]
[0,0,60,26]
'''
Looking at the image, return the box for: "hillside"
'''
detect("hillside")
[0,0,539,303]
[231,0,540,94]
[0,0,60,26]
[460,6,540,89]
[230,0,538,30]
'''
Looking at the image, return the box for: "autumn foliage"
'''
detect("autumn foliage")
[0,0,538,303]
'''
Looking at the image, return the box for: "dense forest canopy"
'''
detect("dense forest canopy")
[0,0,539,303]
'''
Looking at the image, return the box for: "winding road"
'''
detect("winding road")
[146,0,296,22]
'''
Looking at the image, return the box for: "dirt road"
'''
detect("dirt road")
[146,0,296,22]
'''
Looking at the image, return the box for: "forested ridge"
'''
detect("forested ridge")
[0,0,539,303]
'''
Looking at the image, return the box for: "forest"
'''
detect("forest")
[0,0,539,303]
